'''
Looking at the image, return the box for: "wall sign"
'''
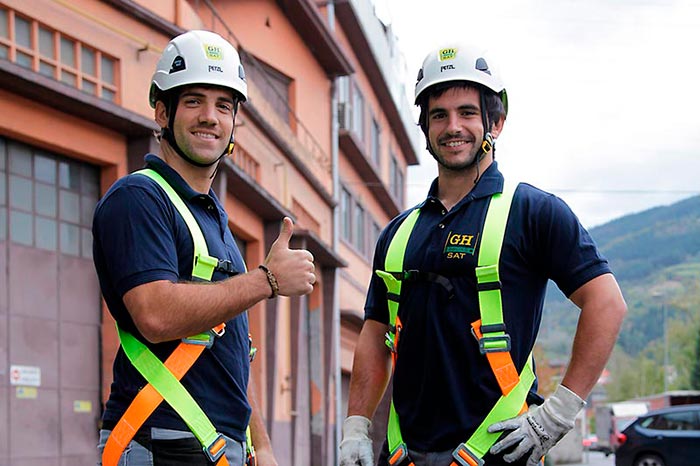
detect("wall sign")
[9,365,41,387]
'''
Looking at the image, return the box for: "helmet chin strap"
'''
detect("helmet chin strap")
[472,89,495,183]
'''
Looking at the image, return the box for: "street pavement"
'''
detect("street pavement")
[561,450,615,466]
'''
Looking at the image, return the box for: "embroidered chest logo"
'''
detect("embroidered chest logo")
[444,231,478,259]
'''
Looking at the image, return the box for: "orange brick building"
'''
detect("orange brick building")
[0,0,419,464]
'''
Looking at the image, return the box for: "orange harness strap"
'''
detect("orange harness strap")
[470,319,520,397]
[102,325,229,466]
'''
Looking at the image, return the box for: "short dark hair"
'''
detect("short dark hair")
[417,81,505,137]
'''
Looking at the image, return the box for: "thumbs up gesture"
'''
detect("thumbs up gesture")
[263,217,315,296]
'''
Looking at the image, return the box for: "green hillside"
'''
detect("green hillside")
[538,195,700,398]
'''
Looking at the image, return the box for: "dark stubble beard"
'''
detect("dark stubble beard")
[430,143,480,172]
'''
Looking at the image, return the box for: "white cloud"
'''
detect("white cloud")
[381,0,700,227]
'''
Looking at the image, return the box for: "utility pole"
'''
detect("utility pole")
[663,302,669,393]
[652,290,669,394]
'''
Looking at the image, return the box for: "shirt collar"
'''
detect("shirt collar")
[420,161,505,209]
[144,154,215,202]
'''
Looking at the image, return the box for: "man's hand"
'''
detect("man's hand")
[264,217,315,296]
[339,416,373,466]
[488,385,585,465]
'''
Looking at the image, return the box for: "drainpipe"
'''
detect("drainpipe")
[327,0,343,463]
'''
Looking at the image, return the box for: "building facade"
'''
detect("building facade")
[0,0,419,465]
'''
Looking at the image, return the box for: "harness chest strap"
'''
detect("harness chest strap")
[377,181,532,466]
[103,169,238,466]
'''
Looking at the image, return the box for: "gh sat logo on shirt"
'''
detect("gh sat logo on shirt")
[444,231,477,259]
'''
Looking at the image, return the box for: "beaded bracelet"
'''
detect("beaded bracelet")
[258,264,279,299]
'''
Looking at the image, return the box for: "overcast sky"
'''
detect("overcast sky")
[375,0,700,228]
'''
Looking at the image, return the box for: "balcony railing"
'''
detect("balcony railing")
[192,0,333,196]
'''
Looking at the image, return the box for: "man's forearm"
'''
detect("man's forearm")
[248,380,277,465]
[347,320,393,419]
[124,268,272,342]
[562,273,626,397]
[123,216,315,343]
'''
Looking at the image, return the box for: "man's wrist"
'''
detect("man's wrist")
[258,265,279,299]
[343,415,371,436]
[548,384,586,423]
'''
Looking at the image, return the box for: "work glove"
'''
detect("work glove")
[339,415,373,466]
[488,385,586,465]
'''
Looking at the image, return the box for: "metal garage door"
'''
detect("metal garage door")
[0,136,101,466]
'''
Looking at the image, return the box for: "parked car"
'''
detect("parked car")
[582,434,599,451]
[615,404,700,466]
[596,401,649,455]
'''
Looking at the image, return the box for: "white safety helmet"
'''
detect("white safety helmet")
[414,44,507,115]
[149,30,247,108]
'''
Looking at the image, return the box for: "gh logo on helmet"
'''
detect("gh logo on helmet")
[204,45,223,60]
[439,48,457,61]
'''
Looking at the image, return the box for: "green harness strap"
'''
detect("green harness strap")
[377,182,536,466]
[376,208,421,457]
[118,327,223,451]
[117,168,251,459]
[137,169,218,281]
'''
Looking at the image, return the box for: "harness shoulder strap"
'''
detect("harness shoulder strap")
[475,180,518,344]
[137,168,218,281]
[454,180,529,466]
[473,181,520,394]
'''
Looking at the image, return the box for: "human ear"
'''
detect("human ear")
[154,101,169,128]
[490,115,506,139]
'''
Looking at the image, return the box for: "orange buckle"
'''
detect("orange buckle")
[203,433,227,463]
[452,444,484,466]
[212,323,226,337]
[470,320,520,396]
[388,443,414,466]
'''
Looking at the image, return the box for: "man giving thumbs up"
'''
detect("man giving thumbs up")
[93,31,315,462]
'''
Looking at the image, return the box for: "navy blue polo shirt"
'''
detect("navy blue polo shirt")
[92,154,251,441]
[365,162,611,452]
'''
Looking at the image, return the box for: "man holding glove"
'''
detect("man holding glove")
[339,43,626,466]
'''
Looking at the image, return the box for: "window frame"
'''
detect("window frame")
[0,6,119,102]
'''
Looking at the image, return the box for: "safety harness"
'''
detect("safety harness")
[102,168,256,466]
[376,182,536,466]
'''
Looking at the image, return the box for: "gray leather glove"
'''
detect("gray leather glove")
[339,416,373,466]
[488,385,586,465]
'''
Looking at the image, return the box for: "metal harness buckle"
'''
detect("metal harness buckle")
[478,334,511,354]
[182,325,226,349]
[246,445,257,466]
[471,323,511,354]
[384,324,397,353]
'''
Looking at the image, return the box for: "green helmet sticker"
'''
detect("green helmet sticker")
[439,47,457,61]
[204,44,223,60]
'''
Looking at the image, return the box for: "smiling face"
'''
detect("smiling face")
[157,85,236,166]
[427,86,488,172]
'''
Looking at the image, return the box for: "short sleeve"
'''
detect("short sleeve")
[93,181,180,297]
[526,191,610,297]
